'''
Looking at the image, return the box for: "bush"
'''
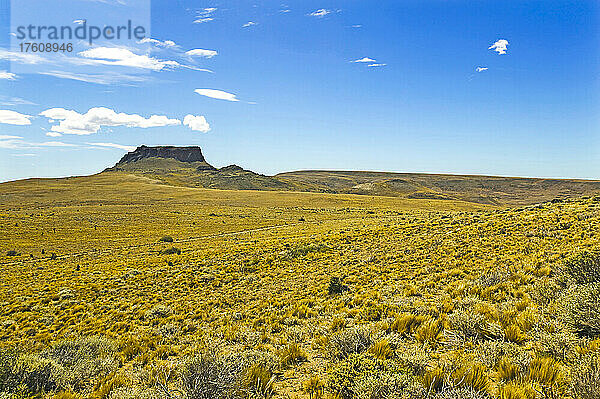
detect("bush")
[559,283,600,337]
[160,247,181,255]
[572,356,600,399]
[328,353,411,399]
[5,251,19,257]
[562,250,600,284]
[46,337,118,393]
[329,327,372,360]
[178,353,240,399]
[158,236,174,243]
[328,277,349,295]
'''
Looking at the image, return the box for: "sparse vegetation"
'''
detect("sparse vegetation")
[1,174,600,398]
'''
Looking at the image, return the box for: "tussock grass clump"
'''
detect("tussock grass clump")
[243,363,275,398]
[390,314,428,336]
[303,376,325,399]
[368,339,392,360]
[499,383,537,399]
[279,343,306,367]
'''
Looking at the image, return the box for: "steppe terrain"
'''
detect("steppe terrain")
[1,151,599,399]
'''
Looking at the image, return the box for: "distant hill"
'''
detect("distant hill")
[101,145,600,205]
[105,145,291,191]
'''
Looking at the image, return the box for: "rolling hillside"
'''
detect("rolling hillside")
[100,146,600,206]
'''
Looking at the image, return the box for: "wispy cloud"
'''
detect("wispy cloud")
[78,47,180,71]
[40,70,149,85]
[351,24,362,28]
[139,38,177,48]
[0,135,23,140]
[0,138,77,149]
[0,96,36,106]
[194,89,239,102]
[194,7,217,23]
[0,49,44,64]
[40,107,181,135]
[73,19,86,25]
[308,9,331,17]
[489,39,509,55]
[476,67,488,72]
[0,71,17,80]
[243,21,257,28]
[368,63,387,68]
[352,57,376,63]
[86,142,137,151]
[183,115,211,133]
[185,49,218,58]
[0,110,33,125]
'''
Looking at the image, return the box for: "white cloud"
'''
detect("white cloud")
[0,138,77,149]
[0,110,33,125]
[194,8,217,23]
[352,57,376,63]
[40,107,181,135]
[351,24,362,28]
[194,89,239,102]
[39,70,149,85]
[0,71,16,80]
[0,49,44,64]
[86,142,137,151]
[183,115,211,133]
[46,132,62,137]
[185,48,218,58]
[489,39,509,55]
[309,9,331,17]
[243,21,257,27]
[0,135,23,139]
[73,19,86,25]
[139,38,177,48]
[0,97,35,106]
[476,67,489,72]
[368,63,387,67]
[78,47,180,71]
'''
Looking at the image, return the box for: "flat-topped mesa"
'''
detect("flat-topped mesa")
[117,145,209,164]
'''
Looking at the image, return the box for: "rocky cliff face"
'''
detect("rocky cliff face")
[116,145,210,165]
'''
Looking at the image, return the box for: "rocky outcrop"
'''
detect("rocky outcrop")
[116,145,210,165]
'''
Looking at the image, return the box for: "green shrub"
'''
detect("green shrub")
[158,236,174,243]
[160,247,181,255]
[562,250,600,284]
[559,283,600,337]
[328,353,410,399]
[328,277,349,295]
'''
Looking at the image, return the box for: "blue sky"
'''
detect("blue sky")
[0,0,598,182]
